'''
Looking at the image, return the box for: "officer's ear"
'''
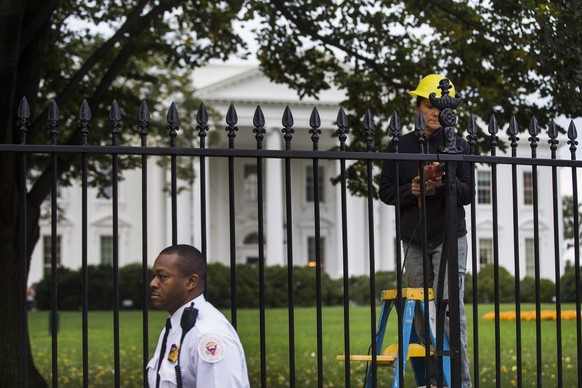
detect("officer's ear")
[186,273,199,291]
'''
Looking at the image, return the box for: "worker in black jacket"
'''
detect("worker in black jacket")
[379,74,472,387]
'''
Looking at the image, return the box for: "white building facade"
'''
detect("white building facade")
[28,64,566,285]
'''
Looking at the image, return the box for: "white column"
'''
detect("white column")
[203,156,212,260]
[148,158,168,259]
[376,201,392,272]
[266,129,285,265]
[176,179,192,245]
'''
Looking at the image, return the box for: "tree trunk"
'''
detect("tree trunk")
[0,167,47,386]
[0,1,51,384]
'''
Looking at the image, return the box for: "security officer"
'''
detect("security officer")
[379,74,472,387]
[147,244,250,387]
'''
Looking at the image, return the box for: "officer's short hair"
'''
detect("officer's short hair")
[159,244,207,290]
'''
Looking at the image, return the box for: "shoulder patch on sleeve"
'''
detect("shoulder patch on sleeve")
[198,335,226,363]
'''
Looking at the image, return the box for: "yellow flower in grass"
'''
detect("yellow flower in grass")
[500,311,517,320]
[562,310,578,320]
[482,312,495,320]
[483,310,578,321]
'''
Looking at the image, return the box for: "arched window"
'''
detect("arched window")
[243,232,261,244]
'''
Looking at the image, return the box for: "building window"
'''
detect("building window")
[43,235,61,277]
[477,170,491,204]
[243,164,258,202]
[523,171,534,205]
[307,236,325,268]
[479,238,493,267]
[525,238,535,277]
[246,257,259,265]
[100,235,114,266]
[306,166,325,202]
[243,232,260,244]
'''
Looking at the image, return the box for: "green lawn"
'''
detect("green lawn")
[29,304,579,387]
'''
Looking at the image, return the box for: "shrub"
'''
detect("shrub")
[476,264,515,303]
[560,260,579,302]
[520,276,556,303]
[37,263,150,310]
[37,264,116,310]
[35,261,394,310]
[206,262,232,309]
[119,263,147,309]
[464,272,473,303]
[36,267,80,310]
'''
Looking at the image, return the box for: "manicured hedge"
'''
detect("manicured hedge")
[36,264,147,310]
[39,260,571,310]
[35,262,399,310]
[464,263,562,303]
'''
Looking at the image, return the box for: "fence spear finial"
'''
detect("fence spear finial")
[78,99,92,145]
[309,107,321,150]
[48,100,60,145]
[253,105,265,148]
[363,109,374,152]
[17,97,31,144]
[196,103,209,148]
[137,101,150,145]
[166,102,180,147]
[225,103,239,148]
[281,106,294,149]
[336,107,349,151]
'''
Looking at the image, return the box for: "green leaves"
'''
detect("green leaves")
[252,0,579,134]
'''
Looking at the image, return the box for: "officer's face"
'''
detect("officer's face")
[417,99,441,138]
[150,253,192,315]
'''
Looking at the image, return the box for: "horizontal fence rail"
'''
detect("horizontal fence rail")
[5,96,582,387]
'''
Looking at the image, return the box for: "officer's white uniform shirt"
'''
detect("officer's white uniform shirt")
[147,294,250,387]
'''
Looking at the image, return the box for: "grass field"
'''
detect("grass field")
[29,303,579,387]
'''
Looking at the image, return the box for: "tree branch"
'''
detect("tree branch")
[269,0,402,88]
[28,0,176,140]
[28,31,142,208]
[424,0,510,43]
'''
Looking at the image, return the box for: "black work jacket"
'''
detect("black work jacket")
[379,127,472,247]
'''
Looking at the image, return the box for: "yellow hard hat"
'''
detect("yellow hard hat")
[408,74,456,99]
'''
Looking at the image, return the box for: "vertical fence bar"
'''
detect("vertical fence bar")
[388,111,405,387]
[336,107,351,387]
[226,103,238,327]
[308,107,325,387]
[362,110,378,387]
[167,102,179,245]
[109,100,122,388]
[79,99,91,388]
[567,121,582,386]
[281,106,296,388]
[48,100,60,387]
[12,101,582,386]
[17,97,30,388]
[527,117,543,387]
[487,115,501,387]
[413,110,432,383]
[254,109,267,388]
[434,84,463,387]
[467,114,479,388]
[548,120,563,387]
[508,117,523,388]
[196,104,209,263]
[137,101,150,387]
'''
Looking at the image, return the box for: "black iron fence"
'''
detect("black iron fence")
[3,92,582,387]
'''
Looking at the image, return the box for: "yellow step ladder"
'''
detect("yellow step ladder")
[337,288,452,387]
